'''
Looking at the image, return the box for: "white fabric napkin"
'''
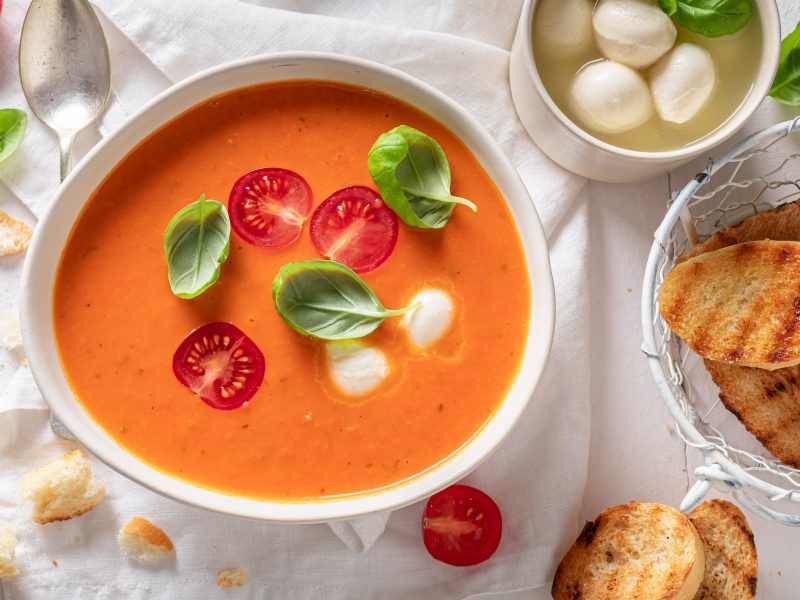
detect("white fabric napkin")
[0,1,590,597]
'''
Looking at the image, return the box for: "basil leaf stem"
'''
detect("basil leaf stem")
[0,109,27,163]
[769,20,800,106]
[164,194,231,299]
[368,125,476,230]
[272,259,419,340]
[658,0,752,38]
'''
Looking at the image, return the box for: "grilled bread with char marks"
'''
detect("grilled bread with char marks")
[659,240,800,370]
[552,502,705,600]
[688,499,757,600]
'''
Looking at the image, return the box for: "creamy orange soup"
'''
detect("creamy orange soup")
[54,81,530,500]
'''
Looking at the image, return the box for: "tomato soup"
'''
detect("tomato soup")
[53,82,530,500]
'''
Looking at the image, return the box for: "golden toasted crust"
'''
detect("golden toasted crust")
[0,522,18,579]
[680,200,800,263]
[0,211,33,257]
[660,240,800,370]
[121,517,174,552]
[217,567,247,588]
[689,500,757,600]
[705,359,800,468]
[552,502,705,600]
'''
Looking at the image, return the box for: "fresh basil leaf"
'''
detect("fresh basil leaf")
[367,125,477,230]
[661,0,752,38]
[769,20,800,106]
[164,194,230,299]
[658,0,678,16]
[272,259,416,340]
[0,109,27,163]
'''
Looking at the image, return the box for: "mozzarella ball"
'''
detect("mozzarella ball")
[649,43,717,125]
[400,289,454,349]
[593,0,677,69]
[325,341,389,396]
[535,0,594,56]
[570,60,653,134]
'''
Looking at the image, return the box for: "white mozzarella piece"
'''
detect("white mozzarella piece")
[649,43,717,125]
[593,0,677,69]
[570,60,653,134]
[535,0,594,56]
[325,341,389,396]
[400,289,454,349]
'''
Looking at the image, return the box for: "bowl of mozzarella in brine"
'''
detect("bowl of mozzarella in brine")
[509,0,780,182]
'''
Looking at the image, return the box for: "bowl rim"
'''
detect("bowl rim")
[20,51,556,523]
[517,0,782,161]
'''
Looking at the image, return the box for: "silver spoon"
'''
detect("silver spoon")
[19,0,111,181]
[19,0,111,439]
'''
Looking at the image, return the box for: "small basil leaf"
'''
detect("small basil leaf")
[368,125,476,230]
[664,0,752,38]
[0,109,27,163]
[769,20,800,106]
[164,194,231,299]
[658,0,678,16]
[272,259,416,340]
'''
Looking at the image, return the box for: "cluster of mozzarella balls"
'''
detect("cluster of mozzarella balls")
[537,0,717,134]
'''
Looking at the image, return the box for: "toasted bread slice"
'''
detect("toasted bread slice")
[0,522,18,579]
[118,517,175,566]
[689,500,757,599]
[659,240,800,370]
[19,449,106,524]
[680,200,800,263]
[0,211,33,257]
[552,502,705,600]
[705,359,800,467]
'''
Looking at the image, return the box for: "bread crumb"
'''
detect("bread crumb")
[217,567,247,588]
[0,311,22,352]
[51,559,58,567]
[19,449,106,524]
[0,211,33,257]
[0,522,19,578]
[118,517,174,566]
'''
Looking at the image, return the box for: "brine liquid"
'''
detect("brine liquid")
[532,1,763,152]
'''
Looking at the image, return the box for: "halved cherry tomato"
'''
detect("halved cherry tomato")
[422,484,502,566]
[228,168,313,248]
[309,186,398,273]
[172,322,265,410]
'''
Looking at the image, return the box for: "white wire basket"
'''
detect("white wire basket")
[642,117,800,527]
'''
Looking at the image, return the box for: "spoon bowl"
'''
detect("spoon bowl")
[19,0,111,179]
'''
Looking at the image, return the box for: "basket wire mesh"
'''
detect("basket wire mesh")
[642,117,800,526]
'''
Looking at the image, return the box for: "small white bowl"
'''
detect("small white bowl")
[509,0,781,183]
[21,52,555,523]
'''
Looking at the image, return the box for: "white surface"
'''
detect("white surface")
[1,0,585,598]
[0,0,798,598]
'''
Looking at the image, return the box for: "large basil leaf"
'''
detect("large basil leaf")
[0,109,27,163]
[770,20,800,106]
[164,194,231,299]
[658,0,752,37]
[368,125,476,229]
[272,259,416,340]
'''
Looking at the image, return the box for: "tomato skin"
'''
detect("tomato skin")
[228,168,313,248]
[172,322,265,410]
[422,484,503,567]
[309,186,398,273]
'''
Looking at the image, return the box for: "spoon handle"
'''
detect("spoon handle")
[59,133,76,183]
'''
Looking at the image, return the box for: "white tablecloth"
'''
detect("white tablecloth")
[1,1,591,598]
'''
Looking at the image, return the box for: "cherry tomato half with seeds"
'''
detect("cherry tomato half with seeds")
[172,322,265,410]
[309,186,398,273]
[228,168,313,248]
[422,484,502,566]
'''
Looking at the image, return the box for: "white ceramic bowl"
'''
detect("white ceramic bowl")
[509,0,781,183]
[21,52,555,523]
